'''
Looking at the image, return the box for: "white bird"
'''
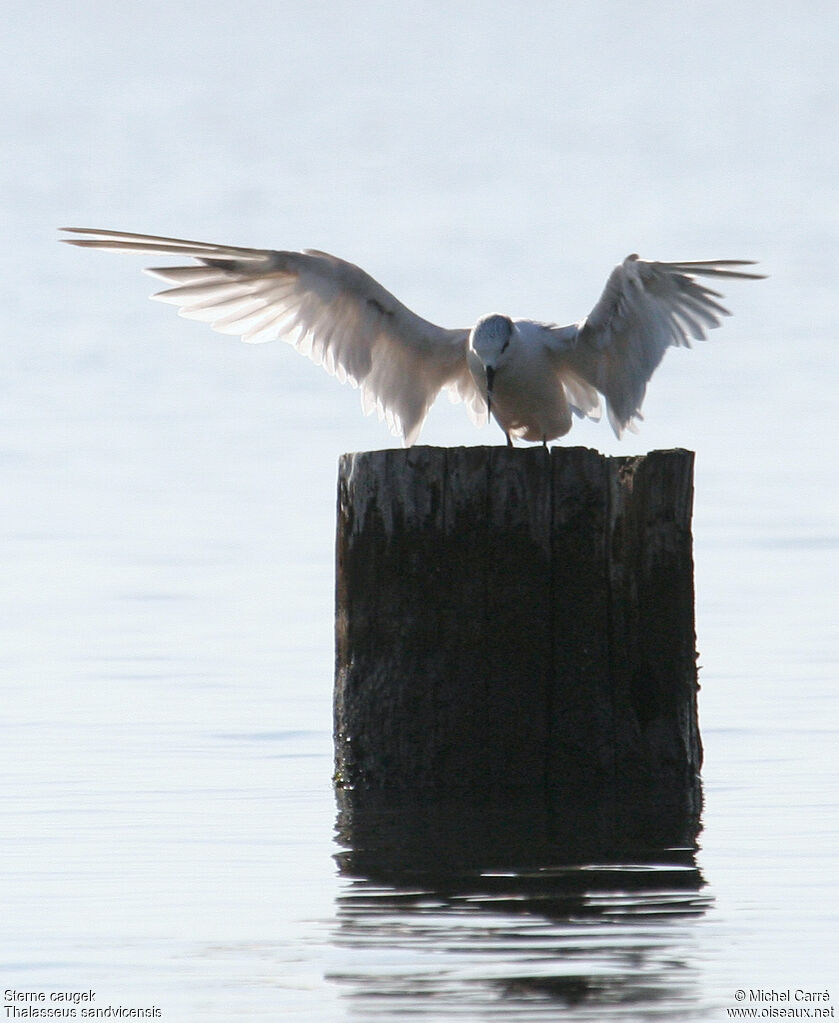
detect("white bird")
[61,228,763,446]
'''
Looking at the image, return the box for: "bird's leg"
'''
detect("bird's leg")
[542,435,548,450]
[506,432,513,448]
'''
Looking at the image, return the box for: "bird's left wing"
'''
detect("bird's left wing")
[61,228,483,445]
[549,255,764,436]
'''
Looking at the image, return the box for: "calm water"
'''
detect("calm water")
[2,2,838,1019]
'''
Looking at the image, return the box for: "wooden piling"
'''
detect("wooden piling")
[334,446,701,803]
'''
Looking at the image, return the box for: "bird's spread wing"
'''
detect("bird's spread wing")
[61,228,482,445]
[551,255,764,436]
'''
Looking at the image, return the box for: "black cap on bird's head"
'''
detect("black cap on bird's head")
[470,313,514,367]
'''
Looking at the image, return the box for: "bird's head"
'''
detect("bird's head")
[469,313,514,369]
[469,314,514,422]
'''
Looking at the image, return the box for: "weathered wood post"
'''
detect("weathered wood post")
[334,446,701,806]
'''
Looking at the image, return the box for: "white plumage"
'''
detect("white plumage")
[61,229,763,445]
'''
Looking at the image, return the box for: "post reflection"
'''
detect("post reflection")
[330,785,709,1020]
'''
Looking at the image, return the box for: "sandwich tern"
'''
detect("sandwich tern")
[62,228,762,445]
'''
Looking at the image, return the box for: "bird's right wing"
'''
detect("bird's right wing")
[61,228,484,445]
[555,254,764,436]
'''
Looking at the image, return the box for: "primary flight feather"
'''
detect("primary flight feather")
[61,228,763,445]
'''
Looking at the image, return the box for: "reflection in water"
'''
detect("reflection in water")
[330,787,709,1020]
